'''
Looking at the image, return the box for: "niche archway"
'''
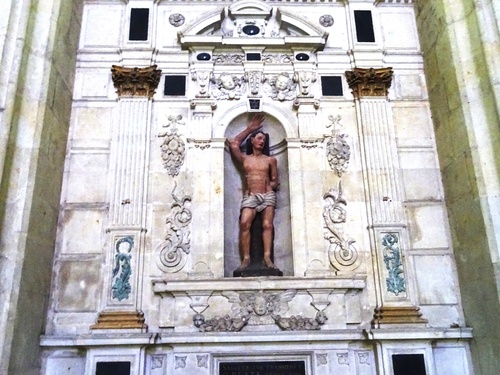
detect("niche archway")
[223,113,293,277]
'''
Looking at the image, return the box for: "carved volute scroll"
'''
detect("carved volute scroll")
[345,67,393,98]
[111,65,162,98]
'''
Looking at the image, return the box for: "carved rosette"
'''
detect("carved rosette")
[345,67,393,98]
[323,182,360,271]
[111,65,161,98]
[156,183,192,273]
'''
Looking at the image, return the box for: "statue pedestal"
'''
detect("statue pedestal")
[233,212,283,277]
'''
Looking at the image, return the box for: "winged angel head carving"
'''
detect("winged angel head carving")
[223,290,297,322]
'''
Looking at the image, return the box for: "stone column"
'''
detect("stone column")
[91,65,161,330]
[346,67,427,327]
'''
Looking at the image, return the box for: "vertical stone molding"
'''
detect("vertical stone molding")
[347,67,423,323]
[293,98,320,138]
[190,99,217,139]
[92,65,161,331]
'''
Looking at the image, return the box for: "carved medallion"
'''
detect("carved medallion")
[345,67,393,98]
[111,65,161,98]
[319,15,334,27]
[169,13,185,27]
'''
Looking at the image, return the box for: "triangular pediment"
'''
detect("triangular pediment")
[179,0,327,48]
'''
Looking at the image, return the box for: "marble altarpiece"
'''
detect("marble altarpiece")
[41,1,473,375]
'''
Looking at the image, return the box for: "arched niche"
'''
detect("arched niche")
[223,113,293,277]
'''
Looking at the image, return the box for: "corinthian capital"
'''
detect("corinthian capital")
[111,65,162,98]
[345,67,393,98]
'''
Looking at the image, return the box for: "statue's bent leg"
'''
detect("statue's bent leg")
[261,206,276,269]
[239,207,256,269]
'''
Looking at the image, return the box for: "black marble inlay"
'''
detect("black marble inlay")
[219,361,305,375]
[295,53,310,61]
[197,53,211,61]
[243,25,260,35]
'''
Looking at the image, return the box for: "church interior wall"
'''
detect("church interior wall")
[0,0,83,374]
[415,1,500,374]
[2,0,498,374]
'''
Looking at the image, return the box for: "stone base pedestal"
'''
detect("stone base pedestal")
[371,306,428,328]
[90,310,148,331]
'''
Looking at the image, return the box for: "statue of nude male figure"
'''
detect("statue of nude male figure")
[229,114,280,270]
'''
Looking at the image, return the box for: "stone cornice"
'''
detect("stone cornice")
[345,67,393,98]
[111,65,162,98]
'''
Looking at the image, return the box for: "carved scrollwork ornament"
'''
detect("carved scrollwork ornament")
[323,182,360,271]
[156,183,192,273]
[159,115,186,177]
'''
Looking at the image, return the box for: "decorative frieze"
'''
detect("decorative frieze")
[111,65,161,98]
[211,73,246,100]
[345,67,393,98]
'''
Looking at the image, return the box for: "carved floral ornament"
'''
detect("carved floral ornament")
[111,65,162,98]
[345,67,393,98]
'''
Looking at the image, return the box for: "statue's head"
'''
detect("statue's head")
[246,130,270,155]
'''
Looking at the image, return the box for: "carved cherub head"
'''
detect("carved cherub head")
[193,313,205,328]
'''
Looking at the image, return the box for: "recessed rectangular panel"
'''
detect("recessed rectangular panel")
[392,354,426,375]
[219,361,306,375]
[164,75,186,96]
[246,53,261,61]
[96,361,131,375]
[354,10,375,42]
[129,8,149,41]
[321,76,343,96]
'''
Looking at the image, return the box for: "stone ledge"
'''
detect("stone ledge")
[40,327,472,348]
[151,276,366,293]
